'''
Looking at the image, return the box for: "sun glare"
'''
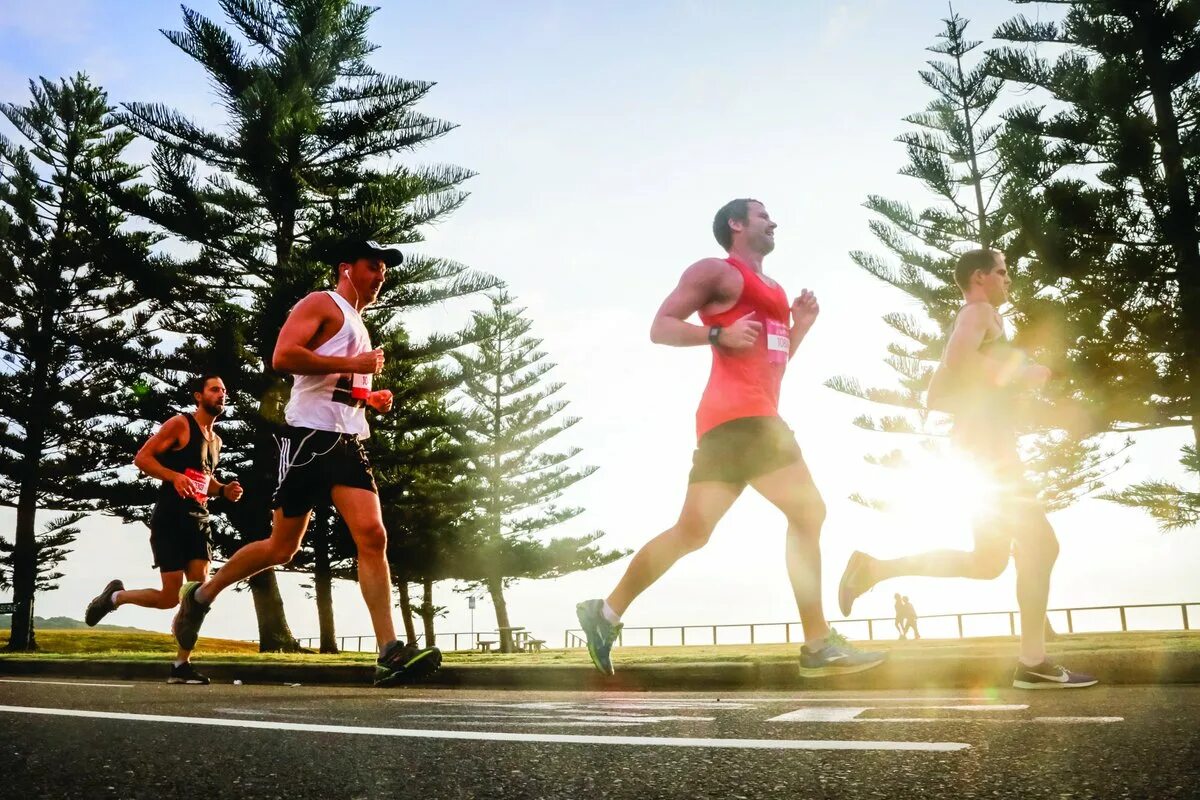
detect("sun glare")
[874,447,1002,552]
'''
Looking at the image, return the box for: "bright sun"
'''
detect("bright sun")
[872,446,1004,553]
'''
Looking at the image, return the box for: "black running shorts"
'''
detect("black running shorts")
[272,425,377,518]
[149,506,213,573]
[688,416,803,486]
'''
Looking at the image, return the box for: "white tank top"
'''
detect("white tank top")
[284,291,372,438]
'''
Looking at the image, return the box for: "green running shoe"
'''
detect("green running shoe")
[576,599,622,676]
[374,640,443,687]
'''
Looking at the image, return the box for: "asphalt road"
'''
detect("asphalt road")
[1,678,1197,799]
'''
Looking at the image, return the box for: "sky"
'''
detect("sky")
[2,0,1197,649]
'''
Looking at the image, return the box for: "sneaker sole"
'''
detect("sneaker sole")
[85,580,123,627]
[1012,678,1098,689]
[173,582,206,651]
[166,678,210,685]
[837,553,866,618]
[798,658,887,679]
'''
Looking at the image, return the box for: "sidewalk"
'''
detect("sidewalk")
[2,632,1196,690]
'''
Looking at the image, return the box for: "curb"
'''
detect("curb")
[2,649,1197,689]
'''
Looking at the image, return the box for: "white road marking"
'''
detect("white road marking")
[1034,717,1124,724]
[769,705,1027,723]
[0,705,969,752]
[0,678,133,689]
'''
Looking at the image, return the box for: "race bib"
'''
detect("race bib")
[351,372,372,401]
[766,320,790,364]
[184,468,209,503]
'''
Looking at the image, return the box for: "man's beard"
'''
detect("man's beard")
[202,402,225,418]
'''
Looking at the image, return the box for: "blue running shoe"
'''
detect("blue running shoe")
[1012,660,1097,689]
[799,630,887,678]
[576,599,621,676]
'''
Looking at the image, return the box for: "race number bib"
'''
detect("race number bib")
[351,372,372,401]
[184,468,209,503]
[766,320,789,365]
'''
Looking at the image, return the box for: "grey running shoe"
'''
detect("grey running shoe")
[837,551,871,617]
[576,599,622,676]
[85,579,124,626]
[374,641,443,687]
[167,662,210,685]
[172,581,210,651]
[1012,660,1097,689]
[799,630,887,678]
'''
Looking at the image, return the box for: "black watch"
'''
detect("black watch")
[708,326,722,347]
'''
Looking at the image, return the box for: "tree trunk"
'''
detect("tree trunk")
[248,569,300,652]
[7,370,51,653]
[420,577,436,648]
[396,580,418,645]
[313,520,337,654]
[1139,14,1200,452]
[486,577,513,653]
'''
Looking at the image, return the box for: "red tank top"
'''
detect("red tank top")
[695,257,791,439]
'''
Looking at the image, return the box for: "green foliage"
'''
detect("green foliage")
[989,0,1200,527]
[0,74,175,649]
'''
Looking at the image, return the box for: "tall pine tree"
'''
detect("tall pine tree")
[0,74,176,650]
[988,1,1200,529]
[454,292,627,653]
[116,0,495,648]
[829,10,1121,518]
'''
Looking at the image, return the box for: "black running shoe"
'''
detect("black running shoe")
[374,641,442,687]
[167,662,211,685]
[1012,660,1097,689]
[172,580,210,651]
[85,579,124,627]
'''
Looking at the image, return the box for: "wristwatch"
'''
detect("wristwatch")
[708,326,722,347]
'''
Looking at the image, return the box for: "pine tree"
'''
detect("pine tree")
[0,74,177,650]
[828,9,1122,519]
[453,292,627,653]
[988,1,1200,528]
[115,0,496,648]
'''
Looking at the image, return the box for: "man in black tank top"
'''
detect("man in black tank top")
[84,374,243,685]
[836,249,1096,689]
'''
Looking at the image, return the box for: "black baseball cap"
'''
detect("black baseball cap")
[321,238,404,267]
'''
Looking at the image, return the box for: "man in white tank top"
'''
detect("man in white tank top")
[171,239,442,686]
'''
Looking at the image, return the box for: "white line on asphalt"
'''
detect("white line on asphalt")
[0,678,133,689]
[769,705,1028,722]
[0,705,969,752]
[1034,717,1124,724]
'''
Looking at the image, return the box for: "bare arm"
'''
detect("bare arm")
[272,293,381,375]
[649,259,761,349]
[133,416,195,498]
[946,305,1048,389]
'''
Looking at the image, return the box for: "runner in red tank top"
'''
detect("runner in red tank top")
[576,199,885,678]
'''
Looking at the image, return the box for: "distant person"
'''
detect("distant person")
[575,199,885,679]
[85,374,242,685]
[894,593,908,638]
[837,249,1096,689]
[902,595,920,640]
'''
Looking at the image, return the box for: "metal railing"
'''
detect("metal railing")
[564,601,1199,649]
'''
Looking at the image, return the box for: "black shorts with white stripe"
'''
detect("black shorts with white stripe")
[271,424,377,518]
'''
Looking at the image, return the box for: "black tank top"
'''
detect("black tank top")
[156,414,221,511]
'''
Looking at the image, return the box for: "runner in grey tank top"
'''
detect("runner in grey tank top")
[837,249,1096,690]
